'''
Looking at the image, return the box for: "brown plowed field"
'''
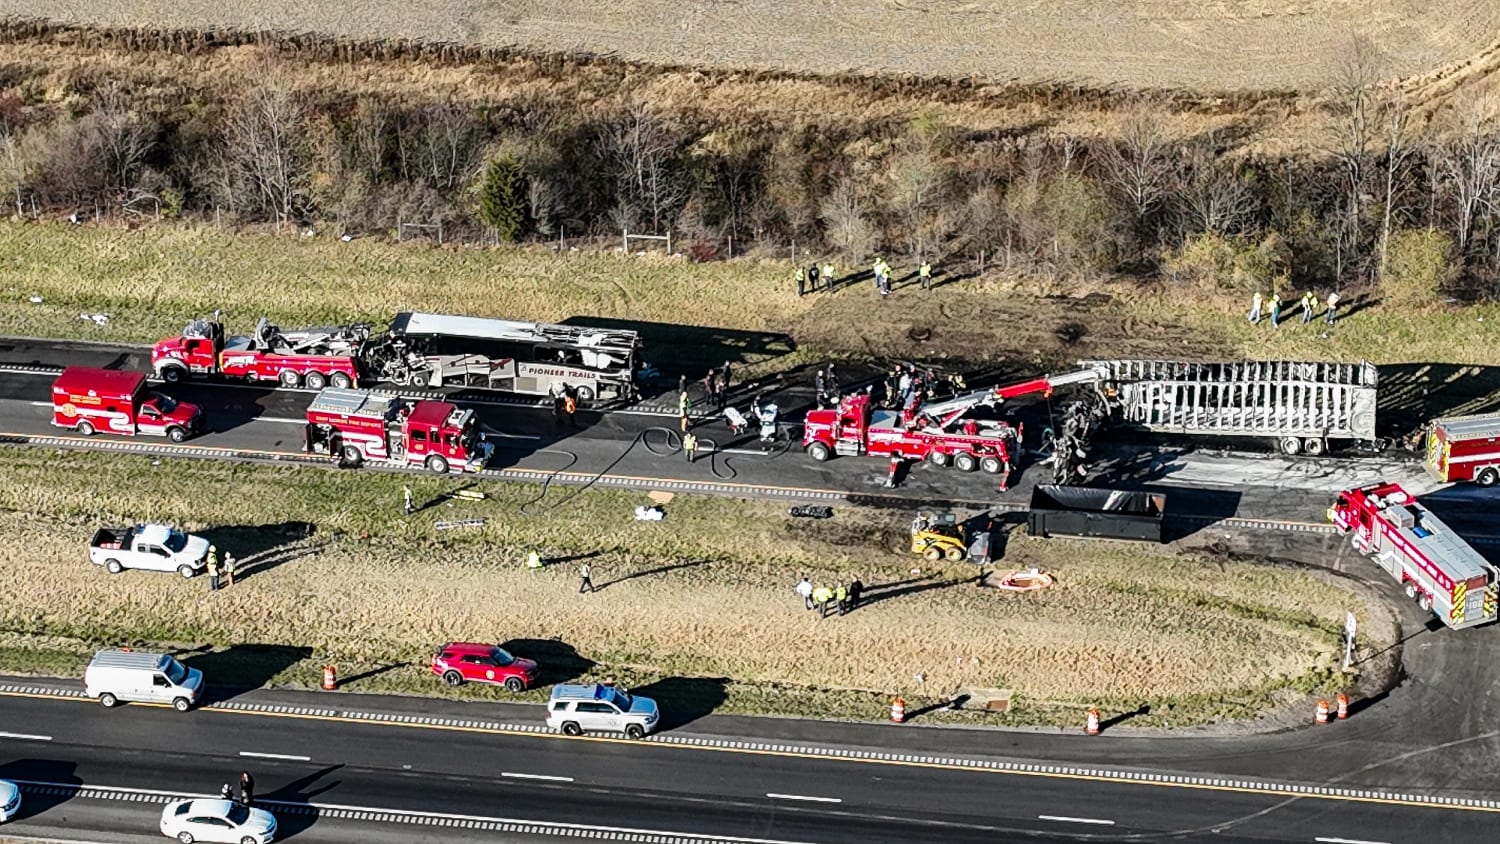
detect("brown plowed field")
[2,0,1499,91]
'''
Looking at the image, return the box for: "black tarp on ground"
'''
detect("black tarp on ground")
[1027,485,1166,543]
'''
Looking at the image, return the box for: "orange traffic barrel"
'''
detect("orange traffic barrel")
[1086,708,1101,735]
[891,698,906,723]
[1336,693,1349,720]
[322,665,337,691]
[1315,699,1329,724]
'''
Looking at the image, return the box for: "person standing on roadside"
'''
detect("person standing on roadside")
[403,485,414,515]
[206,546,220,592]
[822,262,836,292]
[919,260,933,290]
[222,553,236,589]
[579,563,594,594]
[795,576,814,610]
[1326,291,1341,325]
[239,771,255,807]
[683,431,699,463]
[1268,292,1282,328]
[794,266,807,296]
[715,365,730,410]
[678,390,691,432]
[1248,291,1263,324]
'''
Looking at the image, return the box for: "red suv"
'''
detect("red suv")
[431,643,538,692]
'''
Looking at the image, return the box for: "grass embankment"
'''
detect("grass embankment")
[4,223,1500,376]
[0,446,1387,727]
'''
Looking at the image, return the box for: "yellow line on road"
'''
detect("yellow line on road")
[4,689,1490,815]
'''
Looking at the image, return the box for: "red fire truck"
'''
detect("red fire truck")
[1329,482,1500,630]
[1425,412,1500,486]
[152,316,366,388]
[51,366,203,441]
[801,369,1104,485]
[302,387,493,474]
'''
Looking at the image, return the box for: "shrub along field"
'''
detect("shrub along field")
[0,446,1388,727]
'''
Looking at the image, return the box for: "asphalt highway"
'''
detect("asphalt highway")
[0,690,1495,843]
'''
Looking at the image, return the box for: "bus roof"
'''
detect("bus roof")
[389,312,639,351]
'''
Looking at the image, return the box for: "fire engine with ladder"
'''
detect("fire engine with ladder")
[303,387,494,474]
[1329,482,1500,630]
[801,368,1106,487]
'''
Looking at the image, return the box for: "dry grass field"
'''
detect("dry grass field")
[0,446,1388,726]
[6,222,1500,375]
[2,1,1498,92]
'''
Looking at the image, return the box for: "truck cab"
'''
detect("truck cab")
[400,401,493,474]
[802,394,873,461]
[151,318,225,382]
[51,366,203,441]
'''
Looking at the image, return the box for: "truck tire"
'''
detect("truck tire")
[330,371,353,389]
[927,451,949,467]
[105,559,124,574]
[408,372,429,387]
[279,370,301,388]
[160,366,184,383]
[177,564,195,579]
[1403,582,1418,599]
[426,454,450,474]
[172,696,192,712]
[98,692,118,708]
[76,420,95,436]
[575,386,595,404]
[625,724,645,740]
[954,453,978,472]
[166,426,188,442]
[1303,437,1325,456]
[561,721,583,736]
[305,371,328,390]
[807,442,831,462]
[342,445,364,467]
[980,456,1003,474]
[1478,468,1499,487]
[1418,593,1434,612]
[1278,436,1301,456]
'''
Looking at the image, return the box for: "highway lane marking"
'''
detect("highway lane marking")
[5,683,1500,817]
[0,731,51,741]
[10,778,821,844]
[1039,814,1115,825]
[238,750,310,761]
[1315,838,1391,844]
[766,793,842,803]
[502,772,575,782]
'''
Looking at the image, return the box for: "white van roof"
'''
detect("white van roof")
[89,649,171,672]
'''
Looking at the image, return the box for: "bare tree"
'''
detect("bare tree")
[1433,102,1500,259]
[1372,87,1418,280]
[0,123,26,216]
[1327,34,1385,283]
[404,102,483,192]
[1096,105,1174,259]
[885,125,954,260]
[818,176,877,262]
[1177,142,1255,239]
[602,103,687,233]
[89,83,154,199]
[218,65,311,229]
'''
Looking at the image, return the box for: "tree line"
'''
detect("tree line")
[0,51,1498,301]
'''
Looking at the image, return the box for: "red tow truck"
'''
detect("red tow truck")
[303,387,494,474]
[1330,482,1500,630]
[51,366,203,442]
[152,316,366,389]
[1425,412,1500,487]
[801,369,1104,486]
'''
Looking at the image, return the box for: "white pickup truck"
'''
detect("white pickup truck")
[88,524,211,578]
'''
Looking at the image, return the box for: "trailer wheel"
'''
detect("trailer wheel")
[305,371,328,390]
[426,454,450,474]
[76,420,95,436]
[1477,468,1499,487]
[1302,437,1325,456]
[1278,436,1301,456]
[954,453,978,472]
[927,451,949,467]
[980,456,1003,474]
[806,442,831,462]
[166,426,188,442]
[342,445,364,467]
[330,371,353,389]
[279,369,301,387]
[160,367,183,384]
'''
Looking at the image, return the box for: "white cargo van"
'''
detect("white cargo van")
[84,649,204,712]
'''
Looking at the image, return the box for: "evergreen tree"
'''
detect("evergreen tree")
[478,155,530,243]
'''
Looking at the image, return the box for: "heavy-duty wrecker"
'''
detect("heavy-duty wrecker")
[152,315,368,389]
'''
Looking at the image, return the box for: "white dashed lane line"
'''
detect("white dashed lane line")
[1315,838,1390,844]
[501,772,575,783]
[766,793,842,804]
[0,731,51,741]
[1038,815,1115,826]
[238,751,311,761]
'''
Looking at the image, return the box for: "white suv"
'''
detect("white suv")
[546,683,660,738]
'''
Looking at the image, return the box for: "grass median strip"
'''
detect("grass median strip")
[0,445,1391,728]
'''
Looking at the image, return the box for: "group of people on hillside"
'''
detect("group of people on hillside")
[793,575,864,617]
[1248,290,1341,328]
[793,258,936,297]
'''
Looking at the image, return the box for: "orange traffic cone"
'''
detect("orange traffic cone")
[1315,699,1329,724]
[891,698,906,723]
[1336,693,1349,720]
[1085,708,1101,735]
[322,665,337,691]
